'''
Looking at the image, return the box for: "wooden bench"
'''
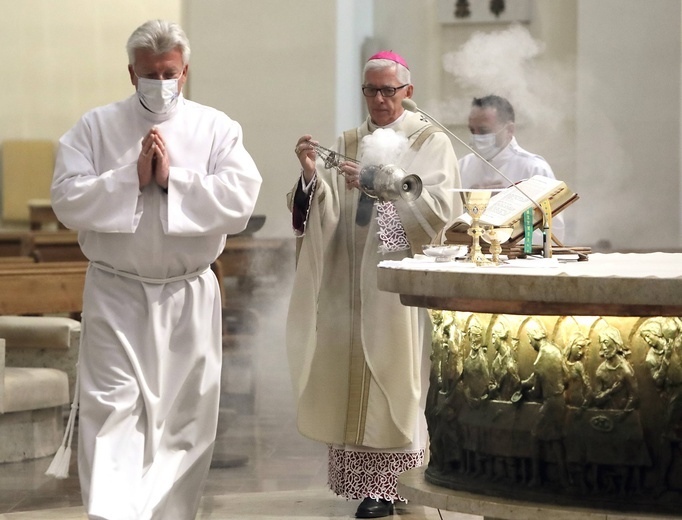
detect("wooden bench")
[0,233,293,306]
[27,199,65,231]
[0,229,83,262]
[20,230,85,263]
[0,232,27,257]
[0,261,87,316]
[0,256,35,265]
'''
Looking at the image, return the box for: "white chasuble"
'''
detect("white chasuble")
[287,111,462,451]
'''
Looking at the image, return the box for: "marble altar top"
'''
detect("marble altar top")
[377,252,682,316]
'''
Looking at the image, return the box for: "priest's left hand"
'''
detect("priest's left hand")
[340,161,361,190]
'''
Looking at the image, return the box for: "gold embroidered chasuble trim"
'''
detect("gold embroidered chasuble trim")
[340,123,442,445]
[342,128,372,444]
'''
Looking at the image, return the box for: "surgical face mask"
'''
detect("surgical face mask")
[470,129,504,160]
[136,76,180,114]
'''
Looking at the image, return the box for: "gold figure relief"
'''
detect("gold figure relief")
[426,311,680,508]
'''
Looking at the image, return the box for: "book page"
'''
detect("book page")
[479,176,563,226]
[481,190,531,225]
[446,178,577,245]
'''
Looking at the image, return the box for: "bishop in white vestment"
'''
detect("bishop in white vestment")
[287,51,461,518]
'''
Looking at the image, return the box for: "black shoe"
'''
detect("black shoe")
[355,497,394,518]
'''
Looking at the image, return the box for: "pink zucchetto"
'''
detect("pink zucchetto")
[368,50,409,70]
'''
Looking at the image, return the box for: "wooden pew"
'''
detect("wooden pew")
[27,199,65,231]
[0,262,86,315]
[0,230,294,312]
[0,232,28,257]
[0,256,35,266]
[21,230,85,262]
[0,230,83,263]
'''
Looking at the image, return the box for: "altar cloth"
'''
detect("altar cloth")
[379,252,682,279]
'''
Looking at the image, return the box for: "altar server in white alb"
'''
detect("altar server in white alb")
[51,20,262,520]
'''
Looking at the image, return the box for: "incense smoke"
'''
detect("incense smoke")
[434,24,573,132]
[359,128,409,166]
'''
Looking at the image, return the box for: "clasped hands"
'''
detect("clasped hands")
[295,134,360,190]
[138,127,169,190]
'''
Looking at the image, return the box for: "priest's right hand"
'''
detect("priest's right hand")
[294,134,317,184]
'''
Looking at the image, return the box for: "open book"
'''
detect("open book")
[446,176,578,245]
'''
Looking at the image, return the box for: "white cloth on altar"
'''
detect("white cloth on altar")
[380,252,682,279]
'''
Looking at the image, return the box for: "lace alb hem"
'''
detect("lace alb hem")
[327,445,425,501]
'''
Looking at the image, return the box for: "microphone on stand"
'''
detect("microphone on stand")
[401,98,552,259]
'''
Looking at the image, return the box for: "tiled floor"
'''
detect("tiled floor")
[0,273,480,519]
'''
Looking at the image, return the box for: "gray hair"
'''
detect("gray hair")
[126,20,191,66]
[363,59,411,85]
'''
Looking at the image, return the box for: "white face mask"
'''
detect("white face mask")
[470,132,503,161]
[136,77,180,114]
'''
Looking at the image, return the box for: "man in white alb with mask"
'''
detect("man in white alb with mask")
[51,19,262,520]
[458,94,564,242]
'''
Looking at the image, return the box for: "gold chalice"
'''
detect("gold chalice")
[482,226,514,265]
[463,190,493,266]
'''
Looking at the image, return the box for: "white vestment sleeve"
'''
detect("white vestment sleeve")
[52,120,143,233]
[164,119,262,236]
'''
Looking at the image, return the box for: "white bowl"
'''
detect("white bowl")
[422,244,468,262]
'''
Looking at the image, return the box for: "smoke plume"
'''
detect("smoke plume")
[359,128,409,166]
[435,24,573,131]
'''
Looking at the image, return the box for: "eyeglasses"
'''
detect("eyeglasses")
[361,84,409,98]
[134,69,184,81]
